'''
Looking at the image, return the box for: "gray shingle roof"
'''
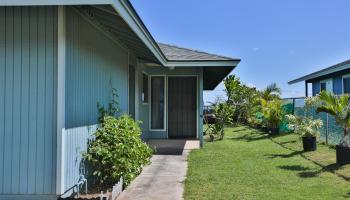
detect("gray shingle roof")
[158,43,238,61]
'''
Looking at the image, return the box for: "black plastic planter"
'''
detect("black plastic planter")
[336,145,350,165]
[269,128,279,135]
[302,136,317,152]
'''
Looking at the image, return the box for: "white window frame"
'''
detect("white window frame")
[149,75,167,132]
[320,79,333,93]
[342,74,350,94]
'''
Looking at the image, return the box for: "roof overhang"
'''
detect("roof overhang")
[289,62,350,84]
[1,0,240,89]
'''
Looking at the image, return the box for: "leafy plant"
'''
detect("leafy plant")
[84,115,153,187]
[315,91,350,147]
[97,87,119,123]
[209,102,234,140]
[286,114,323,137]
[224,75,260,124]
[261,99,283,129]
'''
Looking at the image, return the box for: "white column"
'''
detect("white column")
[56,5,66,195]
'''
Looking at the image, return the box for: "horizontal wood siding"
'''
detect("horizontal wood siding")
[65,7,128,129]
[0,6,57,195]
[63,125,98,194]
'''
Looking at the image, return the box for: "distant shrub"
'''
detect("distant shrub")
[84,115,153,187]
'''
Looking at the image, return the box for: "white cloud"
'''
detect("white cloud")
[253,47,260,52]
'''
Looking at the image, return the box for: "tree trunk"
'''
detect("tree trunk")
[344,127,349,137]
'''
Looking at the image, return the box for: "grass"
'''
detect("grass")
[184,125,350,200]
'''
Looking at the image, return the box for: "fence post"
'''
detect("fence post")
[326,113,329,145]
[292,98,295,114]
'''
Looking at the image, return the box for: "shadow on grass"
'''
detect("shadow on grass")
[268,135,350,181]
[278,165,311,171]
[230,133,270,142]
[265,151,303,159]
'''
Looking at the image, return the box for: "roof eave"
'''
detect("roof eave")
[289,63,350,85]
[165,60,240,68]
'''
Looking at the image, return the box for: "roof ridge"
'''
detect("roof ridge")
[158,42,236,60]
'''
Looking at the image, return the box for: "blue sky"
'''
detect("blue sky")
[131,0,350,104]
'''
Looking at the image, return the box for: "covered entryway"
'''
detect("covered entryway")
[168,77,197,138]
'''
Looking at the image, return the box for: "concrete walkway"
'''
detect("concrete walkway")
[117,140,199,200]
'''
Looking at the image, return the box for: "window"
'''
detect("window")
[142,73,149,103]
[150,76,165,130]
[320,82,327,92]
[343,76,350,94]
[320,79,332,93]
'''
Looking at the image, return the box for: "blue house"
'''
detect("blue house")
[289,60,350,96]
[0,1,240,199]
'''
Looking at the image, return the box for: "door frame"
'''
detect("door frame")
[167,75,199,139]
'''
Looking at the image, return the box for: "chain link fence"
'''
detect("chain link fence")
[283,98,343,145]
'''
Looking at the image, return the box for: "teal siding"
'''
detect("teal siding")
[63,125,98,195]
[0,6,57,196]
[65,8,129,128]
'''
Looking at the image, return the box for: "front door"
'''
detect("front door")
[168,77,197,138]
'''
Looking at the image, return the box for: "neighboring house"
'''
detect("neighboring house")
[0,1,240,199]
[289,60,350,96]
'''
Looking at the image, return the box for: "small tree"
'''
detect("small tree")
[261,99,283,129]
[210,102,234,140]
[316,91,350,147]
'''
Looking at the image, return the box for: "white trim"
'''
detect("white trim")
[149,75,167,132]
[56,6,66,195]
[166,75,199,139]
[342,74,350,94]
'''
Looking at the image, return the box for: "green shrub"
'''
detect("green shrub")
[210,102,234,140]
[84,115,153,187]
[261,99,283,129]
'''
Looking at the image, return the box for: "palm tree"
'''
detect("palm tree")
[316,91,350,146]
[260,83,281,101]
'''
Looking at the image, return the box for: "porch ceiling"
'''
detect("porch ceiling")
[74,5,160,63]
[203,66,235,90]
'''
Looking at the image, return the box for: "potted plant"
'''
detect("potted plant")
[315,91,350,165]
[286,114,323,151]
[261,99,283,135]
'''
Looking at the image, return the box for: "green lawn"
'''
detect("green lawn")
[185,126,350,200]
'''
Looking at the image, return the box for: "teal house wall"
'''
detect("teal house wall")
[65,7,129,128]
[0,3,232,199]
[0,6,57,198]
[62,7,130,194]
[311,76,344,96]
